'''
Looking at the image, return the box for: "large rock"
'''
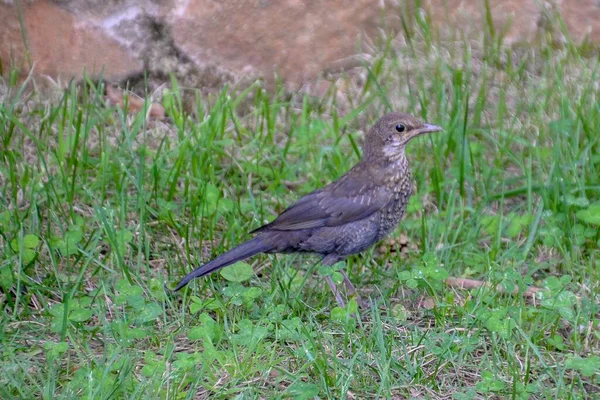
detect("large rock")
[1,0,599,89]
[423,0,541,44]
[0,0,142,83]
[424,0,600,45]
[169,0,396,88]
[560,0,600,43]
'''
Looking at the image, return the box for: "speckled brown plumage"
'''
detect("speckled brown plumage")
[174,112,442,307]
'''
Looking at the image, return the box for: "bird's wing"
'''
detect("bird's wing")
[252,169,393,232]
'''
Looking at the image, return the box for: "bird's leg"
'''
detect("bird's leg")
[340,269,356,296]
[325,275,346,308]
[340,269,369,309]
[321,254,347,308]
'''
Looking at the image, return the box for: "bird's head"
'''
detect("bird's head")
[363,112,442,162]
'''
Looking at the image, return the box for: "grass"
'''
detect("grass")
[1,5,600,399]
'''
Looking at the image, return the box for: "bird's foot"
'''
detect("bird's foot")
[339,269,371,309]
[326,270,372,311]
[325,275,346,308]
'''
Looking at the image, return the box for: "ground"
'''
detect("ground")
[1,8,600,400]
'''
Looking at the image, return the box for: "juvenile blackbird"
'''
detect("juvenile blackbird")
[174,112,442,307]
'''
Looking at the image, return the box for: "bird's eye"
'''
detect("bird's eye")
[395,124,406,133]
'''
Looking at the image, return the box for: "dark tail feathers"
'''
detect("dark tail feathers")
[174,236,271,291]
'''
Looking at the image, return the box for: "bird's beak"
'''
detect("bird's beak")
[415,123,443,135]
[405,123,443,142]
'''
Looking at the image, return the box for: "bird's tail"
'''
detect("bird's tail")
[174,236,271,291]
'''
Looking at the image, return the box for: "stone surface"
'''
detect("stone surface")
[169,0,396,87]
[0,0,599,89]
[425,0,600,45]
[0,0,142,83]
[560,0,600,43]
[423,0,541,44]
[0,2,23,76]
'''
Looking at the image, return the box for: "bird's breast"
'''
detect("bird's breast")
[376,172,413,240]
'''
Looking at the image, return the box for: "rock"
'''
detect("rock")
[559,0,600,43]
[169,0,398,89]
[1,0,599,90]
[424,0,600,45]
[0,0,142,83]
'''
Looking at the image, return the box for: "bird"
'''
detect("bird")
[174,112,442,307]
